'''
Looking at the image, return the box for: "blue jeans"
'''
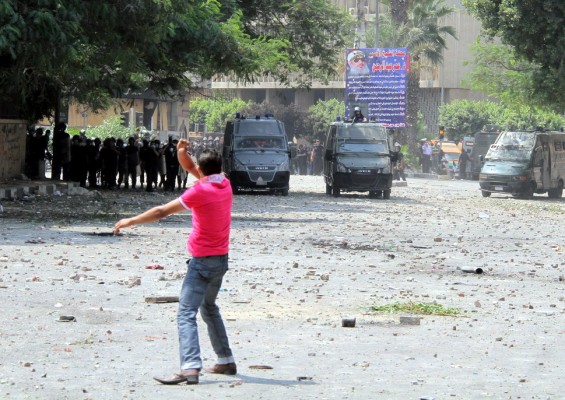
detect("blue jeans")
[178,255,234,370]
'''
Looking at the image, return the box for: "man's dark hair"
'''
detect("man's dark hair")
[198,149,222,176]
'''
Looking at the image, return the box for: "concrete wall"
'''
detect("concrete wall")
[0,120,27,181]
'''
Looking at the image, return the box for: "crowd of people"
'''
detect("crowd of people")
[419,138,472,179]
[288,139,325,176]
[26,122,222,192]
[288,137,407,181]
[25,123,412,185]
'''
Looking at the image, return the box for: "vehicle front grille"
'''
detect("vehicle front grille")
[248,171,276,183]
[484,174,512,183]
[351,175,379,186]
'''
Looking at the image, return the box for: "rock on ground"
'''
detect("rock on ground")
[0,176,564,399]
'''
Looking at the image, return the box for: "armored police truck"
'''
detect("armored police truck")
[323,120,395,199]
[222,114,292,195]
[479,129,565,198]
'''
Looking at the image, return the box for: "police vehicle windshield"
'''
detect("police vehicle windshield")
[485,131,536,162]
[337,140,387,154]
[235,137,285,150]
[335,124,388,154]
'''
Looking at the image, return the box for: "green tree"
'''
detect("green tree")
[438,100,565,135]
[306,99,346,141]
[438,100,501,138]
[465,40,541,110]
[188,99,214,128]
[85,116,131,141]
[238,0,355,86]
[495,106,565,131]
[0,0,353,122]
[189,97,250,133]
[207,98,250,133]
[462,0,565,111]
[463,39,565,131]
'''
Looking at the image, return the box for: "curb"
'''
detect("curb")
[0,181,79,200]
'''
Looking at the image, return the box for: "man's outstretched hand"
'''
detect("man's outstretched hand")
[113,218,132,235]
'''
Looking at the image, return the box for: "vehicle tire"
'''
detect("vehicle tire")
[368,190,378,198]
[281,188,289,196]
[229,175,239,194]
[521,183,535,199]
[548,181,563,199]
[383,189,391,200]
[481,190,491,198]
[325,183,332,195]
[332,185,340,197]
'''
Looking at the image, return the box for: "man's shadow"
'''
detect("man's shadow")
[198,374,317,386]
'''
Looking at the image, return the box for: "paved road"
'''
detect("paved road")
[0,176,564,399]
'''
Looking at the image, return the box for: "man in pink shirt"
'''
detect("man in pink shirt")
[114,143,236,385]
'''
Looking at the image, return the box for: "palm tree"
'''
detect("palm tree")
[379,0,456,153]
[406,0,456,63]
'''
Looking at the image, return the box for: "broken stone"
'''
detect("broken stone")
[399,316,421,325]
[57,315,76,322]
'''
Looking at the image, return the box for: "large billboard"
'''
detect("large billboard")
[345,48,408,127]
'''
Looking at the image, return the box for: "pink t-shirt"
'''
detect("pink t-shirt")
[178,174,232,257]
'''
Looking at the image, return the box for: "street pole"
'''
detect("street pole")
[129,107,135,135]
[440,48,445,106]
[375,0,380,48]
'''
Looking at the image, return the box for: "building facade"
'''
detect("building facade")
[63,1,485,138]
[210,0,485,134]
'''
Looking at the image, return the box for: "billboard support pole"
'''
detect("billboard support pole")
[375,0,380,47]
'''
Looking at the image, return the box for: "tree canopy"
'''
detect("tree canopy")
[438,100,500,137]
[306,98,345,140]
[463,0,565,111]
[236,0,354,85]
[465,40,542,110]
[0,0,353,122]
[189,97,250,133]
[439,100,565,136]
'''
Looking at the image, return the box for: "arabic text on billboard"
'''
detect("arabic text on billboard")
[345,48,408,127]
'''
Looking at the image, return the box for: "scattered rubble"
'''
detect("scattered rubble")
[0,176,563,399]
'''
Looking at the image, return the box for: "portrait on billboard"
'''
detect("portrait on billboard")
[346,50,370,76]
